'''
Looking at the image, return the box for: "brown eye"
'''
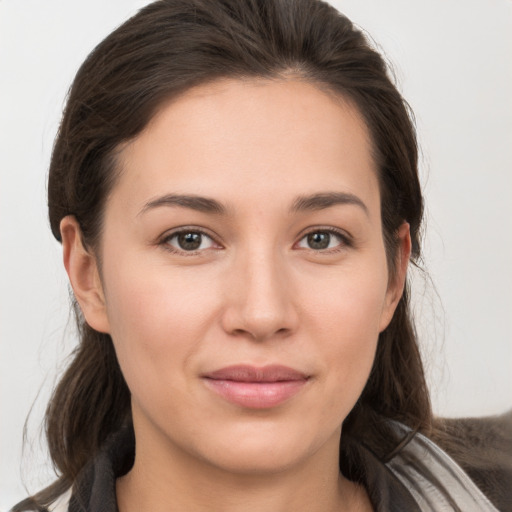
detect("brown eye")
[166,231,215,252]
[307,232,331,250]
[178,232,202,250]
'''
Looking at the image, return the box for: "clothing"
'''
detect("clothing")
[40,420,503,512]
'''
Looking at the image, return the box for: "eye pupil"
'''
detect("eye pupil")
[307,232,330,250]
[178,232,202,250]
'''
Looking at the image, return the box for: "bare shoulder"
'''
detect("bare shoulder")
[433,410,512,511]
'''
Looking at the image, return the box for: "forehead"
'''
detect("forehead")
[113,78,379,216]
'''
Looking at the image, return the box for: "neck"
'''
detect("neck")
[116,422,371,512]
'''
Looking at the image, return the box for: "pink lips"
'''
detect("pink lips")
[202,365,309,409]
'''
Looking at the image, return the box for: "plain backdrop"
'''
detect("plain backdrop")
[1,0,511,508]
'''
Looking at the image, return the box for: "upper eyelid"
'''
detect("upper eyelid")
[297,226,352,241]
[160,226,218,242]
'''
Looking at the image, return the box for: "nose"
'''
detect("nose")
[220,248,299,341]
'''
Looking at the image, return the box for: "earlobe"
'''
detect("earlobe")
[60,216,111,334]
[379,222,412,332]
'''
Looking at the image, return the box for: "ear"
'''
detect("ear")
[379,222,412,332]
[60,216,111,334]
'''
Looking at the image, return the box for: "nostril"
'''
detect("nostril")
[228,326,292,341]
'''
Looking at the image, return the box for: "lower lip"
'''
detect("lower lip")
[203,378,307,409]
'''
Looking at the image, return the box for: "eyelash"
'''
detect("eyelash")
[158,226,353,256]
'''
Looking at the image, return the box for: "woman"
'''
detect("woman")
[11,0,510,511]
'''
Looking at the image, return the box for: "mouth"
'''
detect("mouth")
[202,365,310,409]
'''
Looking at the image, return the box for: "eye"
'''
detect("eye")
[163,230,216,252]
[296,230,348,251]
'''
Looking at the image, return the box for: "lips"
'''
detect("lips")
[202,365,309,409]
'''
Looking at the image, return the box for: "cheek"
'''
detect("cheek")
[300,264,388,413]
[303,257,389,340]
[100,257,220,395]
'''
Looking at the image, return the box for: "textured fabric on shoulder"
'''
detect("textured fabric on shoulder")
[434,410,512,510]
[385,421,499,511]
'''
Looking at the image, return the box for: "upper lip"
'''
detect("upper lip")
[203,365,309,382]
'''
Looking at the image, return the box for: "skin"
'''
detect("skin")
[61,78,411,512]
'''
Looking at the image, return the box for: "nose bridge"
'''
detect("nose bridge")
[223,241,297,340]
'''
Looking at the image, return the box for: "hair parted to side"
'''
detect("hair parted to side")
[17,0,430,509]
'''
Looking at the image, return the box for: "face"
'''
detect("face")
[65,78,408,475]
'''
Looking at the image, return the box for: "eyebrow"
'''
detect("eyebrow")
[291,192,369,216]
[139,191,368,217]
[139,194,226,216]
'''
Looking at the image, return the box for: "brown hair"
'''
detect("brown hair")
[17,0,430,508]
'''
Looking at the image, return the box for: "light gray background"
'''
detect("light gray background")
[1,0,511,508]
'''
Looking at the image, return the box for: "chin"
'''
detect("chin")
[190,420,337,476]
[205,442,309,475]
